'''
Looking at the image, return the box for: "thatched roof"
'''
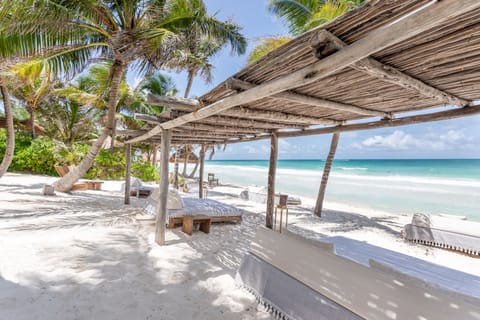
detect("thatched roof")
[169,148,199,163]
[122,0,480,145]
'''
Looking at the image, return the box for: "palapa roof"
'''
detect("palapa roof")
[123,0,480,146]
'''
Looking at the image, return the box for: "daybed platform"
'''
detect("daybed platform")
[237,227,480,320]
[167,198,243,228]
[140,194,244,228]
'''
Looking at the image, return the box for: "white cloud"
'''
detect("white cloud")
[358,129,473,151]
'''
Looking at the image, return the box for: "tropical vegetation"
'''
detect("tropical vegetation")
[0,0,246,187]
[248,0,365,63]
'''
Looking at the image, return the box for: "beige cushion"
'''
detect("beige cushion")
[167,189,183,209]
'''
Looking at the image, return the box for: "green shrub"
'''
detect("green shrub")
[0,133,159,180]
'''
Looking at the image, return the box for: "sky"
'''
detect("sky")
[125,1,474,160]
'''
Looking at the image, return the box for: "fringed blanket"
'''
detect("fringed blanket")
[236,227,480,320]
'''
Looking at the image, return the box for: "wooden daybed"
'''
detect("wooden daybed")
[140,194,243,228]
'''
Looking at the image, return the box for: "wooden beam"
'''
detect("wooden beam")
[148,93,198,111]
[126,0,480,144]
[199,145,205,199]
[224,106,339,126]
[314,133,340,217]
[226,78,387,118]
[312,30,470,107]
[278,106,480,138]
[149,95,339,125]
[124,143,131,205]
[155,129,171,246]
[266,131,278,229]
[160,110,309,130]
[131,116,269,134]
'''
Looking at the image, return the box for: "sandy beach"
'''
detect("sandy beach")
[1,172,479,320]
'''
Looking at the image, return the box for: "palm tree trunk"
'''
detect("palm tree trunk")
[28,104,36,139]
[184,70,195,99]
[0,78,15,178]
[314,133,340,216]
[182,149,190,176]
[53,60,126,192]
[187,156,199,178]
[110,118,117,152]
[152,144,158,166]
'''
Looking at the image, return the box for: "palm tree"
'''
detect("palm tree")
[8,59,52,138]
[4,0,248,192]
[248,36,292,64]
[249,0,365,63]
[0,75,14,178]
[269,0,364,36]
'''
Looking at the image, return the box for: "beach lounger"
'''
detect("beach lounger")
[54,165,104,191]
[120,177,156,197]
[239,185,302,205]
[236,227,480,320]
[404,213,480,256]
[138,188,243,228]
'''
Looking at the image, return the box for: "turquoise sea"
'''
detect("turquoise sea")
[202,159,480,221]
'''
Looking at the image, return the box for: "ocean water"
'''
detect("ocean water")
[200,159,480,221]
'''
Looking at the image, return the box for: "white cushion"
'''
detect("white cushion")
[167,189,184,209]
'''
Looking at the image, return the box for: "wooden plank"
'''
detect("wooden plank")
[155,129,171,246]
[314,133,340,216]
[278,105,480,138]
[148,95,339,125]
[312,30,470,107]
[266,131,278,229]
[124,143,131,205]
[126,0,480,144]
[226,78,387,118]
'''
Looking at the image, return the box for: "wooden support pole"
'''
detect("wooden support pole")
[199,145,205,199]
[126,0,480,144]
[155,129,172,246]
[124,143,132,205]
[266,131,278,229]
[314,133,340,217]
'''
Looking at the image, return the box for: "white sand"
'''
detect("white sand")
[1,173,479,319]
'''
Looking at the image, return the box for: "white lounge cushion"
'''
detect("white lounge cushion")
[167,189,183,209]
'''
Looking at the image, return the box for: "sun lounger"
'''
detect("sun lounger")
[239,185,302,205]
[120,177,156,197]
[138,189,243,228]
[236,227,480,320]
[54,165,104,191]
[404,213,480,256]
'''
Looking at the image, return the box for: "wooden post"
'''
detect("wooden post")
[155,129,172,245]
[199,145,206,198]
[266,131,278,229]
[124,143,132,205]
[314,133,340,216]
[173,145,179,189]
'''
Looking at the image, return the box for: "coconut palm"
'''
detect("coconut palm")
[248,36,292,64]
[4,0,248,192]
[8,59,53,139]
[0,75,14,178]
[269,0,364,36]
[249,0,365,63]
